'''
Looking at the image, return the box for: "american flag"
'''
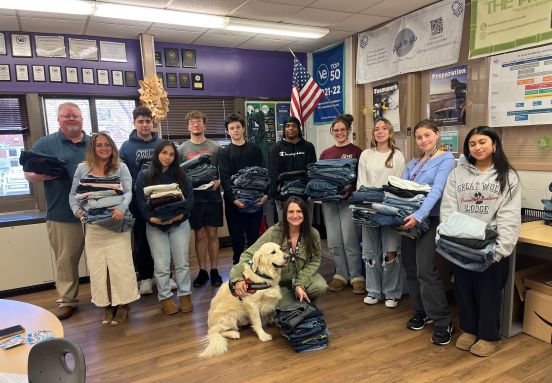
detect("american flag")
[290,57,324,125]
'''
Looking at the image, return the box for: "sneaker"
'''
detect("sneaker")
[406,312,433,330]
[210,269,223,287]
[363,295,379,305]
[138,278,153,295]
[432,321,453,345]
[193,269,209,287]
[384,298,399,308]
[169,278,178,291]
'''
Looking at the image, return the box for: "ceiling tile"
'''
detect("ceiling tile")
[148,28,204,43]
[310,0,380,13]
[265,0,316,5]
[85,22,149,39]
[20,17,85,35]
[89,16,152,27]
[230,1,302,22]
[362,0,438,18]
[237,37,292,50]
[283,7,351,27]
[17,10,88,20]
[0,9,16,15]
[278,41,321,53]
[168,0,247,16]
[192,33,251,48]
[329,14,390,32]
[0,15,19,30]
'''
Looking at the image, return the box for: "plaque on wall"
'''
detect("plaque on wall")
[100,41,127,62]
[181,49,196,68]
[166,72,177,88]
[11,34,32,57]
[32,65,46,82]
[82,68,94,84]
[69,38,98,61]
[156,72,164,86]
[155,51,162,66]
[164,48,179,67]
[49,65,62,82]
[112,70,124,86]
[0,33,6,55]
[125,71,137,87]
[97,69,109,85]
[65,67,79,83]
[35,35,66,58]
[0,64,10,81]
[179,73,190,88]
[191,73,204,90]
[15,64,29,81]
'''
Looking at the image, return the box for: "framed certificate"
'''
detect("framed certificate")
[35,35,66,58]
[97,69,109,85]
[0,64,10,81]
[112,70,124,86]
[156,72,164,86]
[155,51,162,66]
[181,49,196,68]
[49,65,62,82]
[65,67,79,83]
[166,72,177,88]
[82,68,94,84]
[15,64,29,81]
[11,34,32,57]
[191,73,204,90]
[69,38,98,60]
[100,41,127,62]
[0,33,6,55]
[164,48,179,67]
[32,65,46,82]
[179,73,190,88]
[125,71,137,87]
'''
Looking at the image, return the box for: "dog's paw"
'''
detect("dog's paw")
[258,332,273,342]
[222,330,240,339]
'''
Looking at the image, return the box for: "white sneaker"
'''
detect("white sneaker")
[385,298,399,308]
[363,295,378,305]
[169,278,178,291]
[138,278,153,295]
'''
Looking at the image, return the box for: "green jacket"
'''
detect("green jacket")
[229,224,321,289]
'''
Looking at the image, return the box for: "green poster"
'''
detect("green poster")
[439,131,459,153]
[470,0,552,59]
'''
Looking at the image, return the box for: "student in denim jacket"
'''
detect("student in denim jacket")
[440,127,520,356]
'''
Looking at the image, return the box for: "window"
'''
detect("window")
[43,98,93,136]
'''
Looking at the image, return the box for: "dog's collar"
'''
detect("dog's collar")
[247,260,273,281]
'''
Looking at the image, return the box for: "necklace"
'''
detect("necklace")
[409,147,438,181]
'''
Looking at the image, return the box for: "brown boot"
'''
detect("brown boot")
[161,298,178,315]
[470,339,501,357]
[179,295,193,313]
[55,306,75,320]
[456,332,477,351]
[351,277,366,294]
[101,306,115,326]
[328,275,347,292]
[111,304,130,326]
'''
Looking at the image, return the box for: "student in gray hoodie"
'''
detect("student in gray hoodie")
[440,126,521,357]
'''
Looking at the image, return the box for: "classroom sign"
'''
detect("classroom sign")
[313,43,344,124]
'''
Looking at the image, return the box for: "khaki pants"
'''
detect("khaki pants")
[47,220,85,308]
[279,273,328,307]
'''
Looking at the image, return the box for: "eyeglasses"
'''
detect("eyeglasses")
[59,114,82,119]
[189,119,204,126]
[331,128,348,135]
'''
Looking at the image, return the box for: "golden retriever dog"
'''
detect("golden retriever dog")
[198,242,288,358]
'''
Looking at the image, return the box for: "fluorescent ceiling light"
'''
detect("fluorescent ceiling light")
[0,0,94,15]
[226,19,329,39]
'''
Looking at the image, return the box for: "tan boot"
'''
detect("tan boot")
[328,274,347,292]
[456,332,477,351]
[351,277,366,294]
[161,298,178,315]
[470,339,501,357]
[179,295,193,313]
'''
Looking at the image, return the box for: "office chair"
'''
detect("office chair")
[28,338,86,383]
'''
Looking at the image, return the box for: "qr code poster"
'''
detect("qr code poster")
[430,65,467,126]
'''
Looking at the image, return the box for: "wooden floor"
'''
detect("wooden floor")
[10,246,552,383]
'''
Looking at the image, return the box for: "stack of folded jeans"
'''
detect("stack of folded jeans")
[180,153,217,189]
[349,179,430,238]
[274,302,329,353]
[276,170,308,202]
[144,183,184,221]
[231,166,269,213]
[436,212,498,272]
[305,159,357,202]
[76,175,134,232]
[19,151,69,180]
[542,199,552,226]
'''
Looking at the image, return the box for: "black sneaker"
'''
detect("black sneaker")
[406,312,433,330]
[432,321,453,345]
[193,269,209,287]
[210,268,223,287]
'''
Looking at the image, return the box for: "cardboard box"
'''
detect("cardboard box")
[523,289,552,343]
[515,263,552,301]
[525,272,552,296]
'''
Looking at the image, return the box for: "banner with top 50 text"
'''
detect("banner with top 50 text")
[313,43,344,124]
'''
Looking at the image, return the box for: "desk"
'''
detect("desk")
[501,221,552,337]
[0,300,63,375]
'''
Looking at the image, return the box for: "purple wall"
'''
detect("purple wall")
[0,31,306,99]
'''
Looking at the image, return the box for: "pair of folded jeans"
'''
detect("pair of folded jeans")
[437,238,495,272]
[438,211,489,240]
[19,151,69,179]
[349,187,384,204]
[180,153,211,171]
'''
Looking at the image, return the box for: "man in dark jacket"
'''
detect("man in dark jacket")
[269,116,316,219]
[119,106,160,295]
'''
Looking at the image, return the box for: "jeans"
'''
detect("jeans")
[225,200,263,264]
[322,201,362,281]
[371,202,414,217]
[146,220,192,301]
[383,191,425,203]
[186,164,217,187]
[84,195,124,209]
[180,152,211,171]
[307,179,342,202]
[129,197,153,280]
[362,225,402,299]
[307,159,357,186]
[436,238,495,272]
[438,211,489,240]
[349,186,384,204]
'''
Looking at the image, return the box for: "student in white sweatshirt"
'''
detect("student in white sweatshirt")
[440,126,521,357]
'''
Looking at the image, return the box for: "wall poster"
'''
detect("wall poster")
[372,82,400,132]
[430,65,467,126]
[313,43,344,124]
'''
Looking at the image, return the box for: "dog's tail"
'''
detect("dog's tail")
[198,325,228,358]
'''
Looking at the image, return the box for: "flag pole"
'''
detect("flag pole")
[289,48,342,117]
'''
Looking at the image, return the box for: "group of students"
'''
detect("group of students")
[27,102,520,358]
